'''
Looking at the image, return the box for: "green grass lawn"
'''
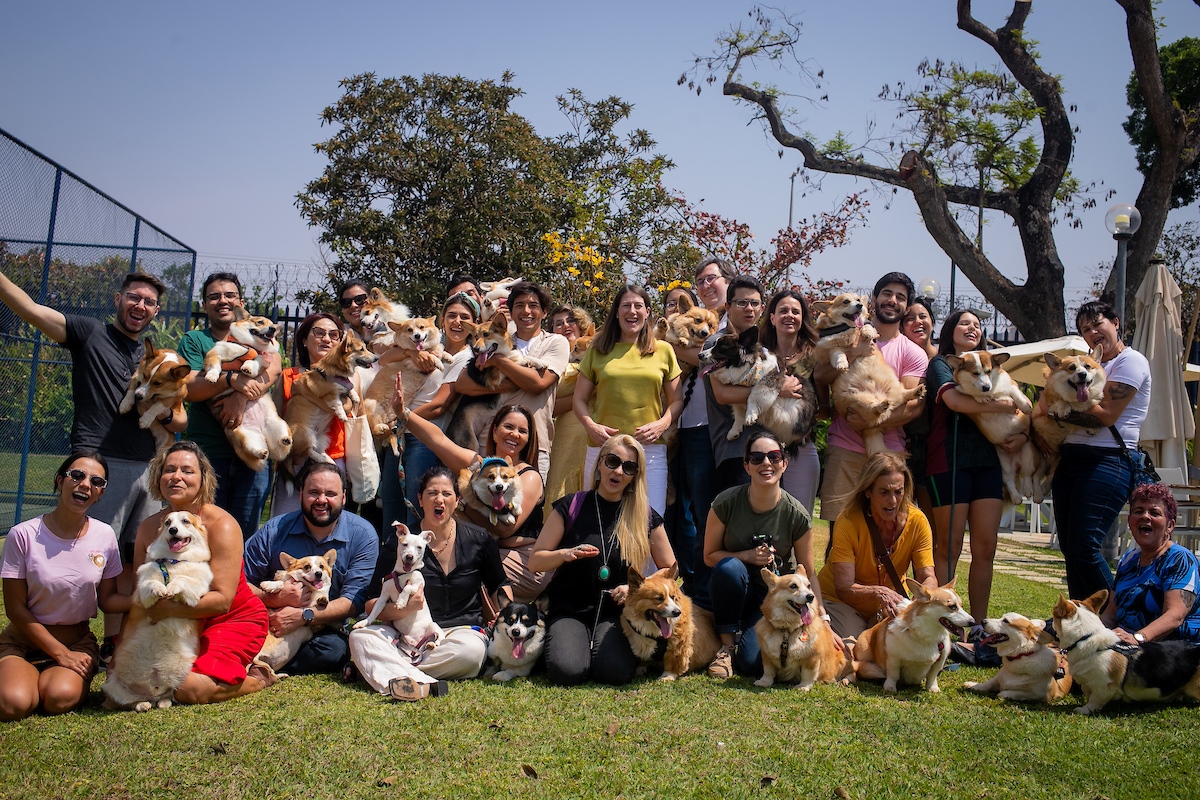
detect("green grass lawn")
[1,525,1199,799]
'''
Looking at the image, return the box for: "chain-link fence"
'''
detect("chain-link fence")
[0,127,197,530]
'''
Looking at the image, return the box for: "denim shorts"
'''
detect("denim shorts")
[926,466,1004,506]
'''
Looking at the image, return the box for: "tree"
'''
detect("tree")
[688,1,1199,340]
[1124,36,1200,210]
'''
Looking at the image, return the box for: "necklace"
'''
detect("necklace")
[43,511,86,540]
[594,493,615,581]
[430,523,455,555]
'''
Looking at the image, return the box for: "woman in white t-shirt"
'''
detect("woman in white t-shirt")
[1035,300,1152,601]
[0,452,121,720]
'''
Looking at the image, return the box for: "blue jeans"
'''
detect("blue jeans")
[1052,444,1132,600]
[709,557,766,678]
[402,433,439,530]
[667,426,718,603]
[381,434,441,533]
[282,629,349,675]
[210,457,271,539]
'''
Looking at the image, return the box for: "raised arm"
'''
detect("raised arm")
[392,374,478,473]
[0,270,67,343]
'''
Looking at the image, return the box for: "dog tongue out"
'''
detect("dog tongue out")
[800,607,814,626]
[656,615,672,639]
[491,492,507,511]
[512,639,526,660]
[1075,383,1090,403]
[853,313,864,329]
[169,538,188,553]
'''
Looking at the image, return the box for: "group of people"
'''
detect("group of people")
[0,256,1196,718]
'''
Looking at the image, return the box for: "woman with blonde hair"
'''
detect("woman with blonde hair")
[529,434,675,685]
[816,451,938,640]
[574,285,682,515]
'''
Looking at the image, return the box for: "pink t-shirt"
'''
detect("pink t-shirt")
[827,332,930,454]
[0,516,121,625]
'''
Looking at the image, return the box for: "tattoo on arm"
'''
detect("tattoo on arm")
[1180,590,1196,608]
[1107,383,1135,401]
[1057,411,1103,429]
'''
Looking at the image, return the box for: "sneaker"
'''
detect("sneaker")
[707,645,735,679]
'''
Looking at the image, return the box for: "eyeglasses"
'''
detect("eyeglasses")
[309,328,341,341]
[204,291,240,303]
[339,293,369,309]
[122,293,159,309]
[65,469,108,489]
[551,318,577,330]
[731,298,762,309]
[665,300,680,312]
[745,450,784,466]
[695,274,721,288]
[602,453,639,476]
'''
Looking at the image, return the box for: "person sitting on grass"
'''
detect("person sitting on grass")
[0,452,122,721]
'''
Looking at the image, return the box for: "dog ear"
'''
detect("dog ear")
[906,578,929,598]
[760,567,778,586]
[388,321,405,333]
[369,287,387,302]
[1043,353,1061,370]
[583,323,595,337]
[939,576,958,592]
[490,313,508,332]
[944,355,963,370]
[676,293,694,313]
[232,306,248,321]
[1089,344,1104,362]
[665,562,679,581]
[1080,589,1108,614]
[169,364,192,381]
[1034,621,1057,645]
[990,352,1010,367]
[418,529,434,543]
[811,300,832,315]
[794,563,807,578]
[1054,595,1075,619]
[323,549,337,566]
[144,337,157,356]
[278,552,296,570]
[627,567,644,589]
[737,326,760,348]
[533,594,549,613]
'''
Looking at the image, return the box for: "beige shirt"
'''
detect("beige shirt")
[498,330,570,457]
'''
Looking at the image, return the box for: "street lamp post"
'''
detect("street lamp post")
[1104,203,1142,327]
[788,167,800,229]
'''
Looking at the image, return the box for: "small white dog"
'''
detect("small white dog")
[353,525,444,653]
[103,511,213,712]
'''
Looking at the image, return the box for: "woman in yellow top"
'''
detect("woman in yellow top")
[542,304,593,513]
[574,285,682,516]
[817,451,937,640]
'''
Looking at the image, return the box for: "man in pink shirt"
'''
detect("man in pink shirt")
[817,272,929,521]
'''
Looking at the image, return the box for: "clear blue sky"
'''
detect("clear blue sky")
[4,0,1198,310]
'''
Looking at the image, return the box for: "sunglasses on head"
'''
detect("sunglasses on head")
[339,293,369,309]
[746,450,784,466]
[602,453,639,476]
[65,469,107,489]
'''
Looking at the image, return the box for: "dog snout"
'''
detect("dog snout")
[803,593,815,605]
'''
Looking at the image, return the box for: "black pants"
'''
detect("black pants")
[544,615,637,686]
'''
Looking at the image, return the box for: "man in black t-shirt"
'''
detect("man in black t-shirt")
[0,269,185,639]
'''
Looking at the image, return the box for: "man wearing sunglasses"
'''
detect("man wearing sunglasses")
[178,272,281,538]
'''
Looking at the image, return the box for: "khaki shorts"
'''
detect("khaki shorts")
[0,623,100,675]
[818,446,868,522]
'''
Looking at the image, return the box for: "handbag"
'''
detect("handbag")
[343,371,381,505]
[1109,425,1159,490]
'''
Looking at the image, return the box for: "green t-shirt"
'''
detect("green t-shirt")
[577,341,680,440]
[711,484,811,573]
[178,327,233,460]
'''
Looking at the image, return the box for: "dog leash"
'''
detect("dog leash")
[155,558,180,584]
[625,621,669,662]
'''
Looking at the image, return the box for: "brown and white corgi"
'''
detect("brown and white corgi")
[621,564,720,681]
[754,566,855,689]
[252,549,337,678]
[457,456,523,527]
[480,277,521,321]
[362,316,452,456]
[119,338,190,449]
[1031,346,1106,491]
[286,330,378,467]
[357,287,413,352]
[963,612,1072,703]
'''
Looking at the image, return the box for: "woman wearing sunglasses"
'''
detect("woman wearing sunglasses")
[702,431,826,679]
[0,452,121,720]
[337,280,372,341]
[529,435,675,685]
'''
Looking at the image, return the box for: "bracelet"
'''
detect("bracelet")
[398,409,411,428]
[225,370,234,389]
[158,409,174,424]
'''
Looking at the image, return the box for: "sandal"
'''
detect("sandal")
[247,662,280,689]
[707,645,735,679]
[387,677,449,702]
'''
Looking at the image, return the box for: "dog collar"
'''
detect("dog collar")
[384,569,415,593]
[818,323,853,338]
[624,619,669,662]
[1059,632,1093,654]
[155,558,180,583]
[1005,648,1040,663]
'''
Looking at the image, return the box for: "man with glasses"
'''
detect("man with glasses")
[0,269,182,649]
[179,272,281,538]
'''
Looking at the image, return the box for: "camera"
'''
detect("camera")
[751,534,781,575]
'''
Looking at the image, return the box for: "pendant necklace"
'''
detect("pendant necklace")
[594,493,614,581]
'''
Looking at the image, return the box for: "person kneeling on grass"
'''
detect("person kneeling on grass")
[0,453,123,721]
[348,466,511,701]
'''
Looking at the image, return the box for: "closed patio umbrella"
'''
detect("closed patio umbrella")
[1132,262,1194,471]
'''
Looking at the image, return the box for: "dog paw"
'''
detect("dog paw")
[753,678,773,688]
[927,683,941,693]
[798,683,814,692]
[1074,706,1095,716]
[658,673,678,682]
[352,620,368,630]
[156,699,173,709]
[883,681,898,693]
[492,671,513,682]
[134,701,153,713]
[963,681,979,690]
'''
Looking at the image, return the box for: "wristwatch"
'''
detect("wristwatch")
[1133,632,1145,644]
[302,608,316,626]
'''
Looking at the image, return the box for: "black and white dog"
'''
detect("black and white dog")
[486,600,547,681]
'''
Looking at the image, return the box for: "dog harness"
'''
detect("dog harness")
[818,323,854,338]
[625,620,669,662]
[155,558,180,584]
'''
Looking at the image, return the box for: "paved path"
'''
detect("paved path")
[961,530,1066,586]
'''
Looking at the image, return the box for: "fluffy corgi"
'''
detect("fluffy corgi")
[754,566,855,689]
[361,316,452,456]
[656,294,719,355]
[1053,590,1200,715]
[446,314,549,452]
[103,512,212,712]
[354,526,444,653]
[119,338,190,449]
[621,564,721,681]
[480,277,521,321]
[962,612,1072,703]
[252,550,337,678]
[201,310,292,471]
[702,326,817,446]
[486,600,547,681]
[286,330,378,466]
[1031,346,1106,490]
[813,293,926,456]
[357,287,413,352]
[854,578,974,693]
[946,351,1041,503]
[458,456,523,527]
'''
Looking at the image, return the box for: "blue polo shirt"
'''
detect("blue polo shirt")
[243,510,379,612]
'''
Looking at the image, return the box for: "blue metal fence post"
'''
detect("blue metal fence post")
[13,167,62,525]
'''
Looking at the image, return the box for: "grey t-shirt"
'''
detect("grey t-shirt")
[711,484,811,577]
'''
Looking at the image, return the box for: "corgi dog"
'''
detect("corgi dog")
[480,277,521,321]
[286,330,378,466]
[119,338,190,449]
[946,351,1042,503]
[569,327,596,363]
[362,316,453,456]
[458,456,523,527]
[813,292,926,456]
[962,612,1072,703]
[357,287,413,352]
[354,526,444,653]
[656,293,720,359]
[252,550,337,678]
[1053,590,1200,715]
[754,566,856,689]
[445,314,549,452]
[621,564,721,681]
[103,511,212,712]
[201,309,292,471]
[1032,346,1106,490]
[854,578,974,693]
[702,326,817,447]
[486,599,548,681]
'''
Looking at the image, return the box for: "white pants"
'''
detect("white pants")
[585,442,668,516]
[348,624,488,693]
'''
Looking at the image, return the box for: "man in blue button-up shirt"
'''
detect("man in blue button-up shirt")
[244,462,378,675]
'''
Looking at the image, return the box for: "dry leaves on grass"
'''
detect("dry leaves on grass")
[521,764,539,779]
[605,722,619,736]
